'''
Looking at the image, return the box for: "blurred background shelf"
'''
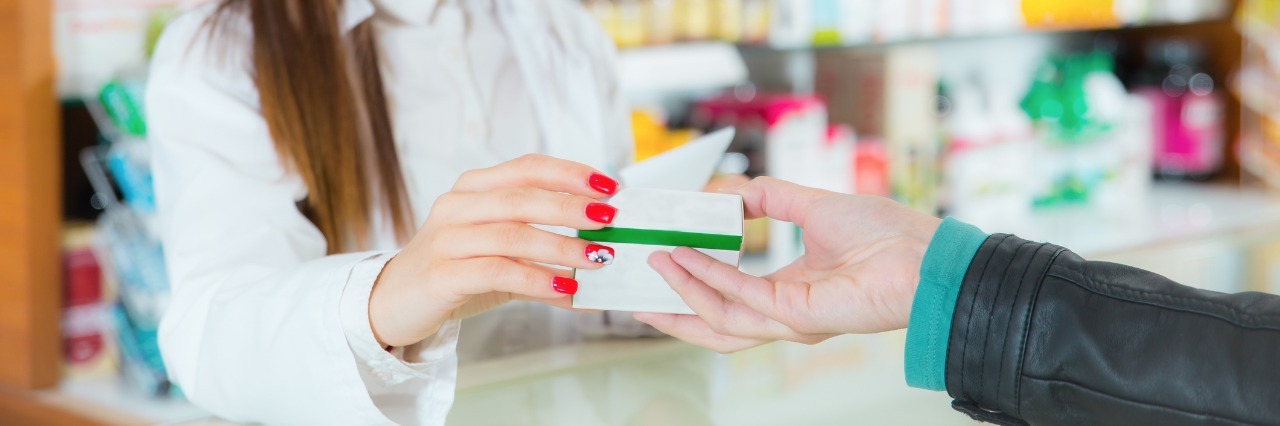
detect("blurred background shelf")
[618,42,750,97]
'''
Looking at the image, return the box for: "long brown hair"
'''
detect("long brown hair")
[207,0,412,253]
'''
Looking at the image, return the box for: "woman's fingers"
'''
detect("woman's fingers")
[431,187,616,229]
[452,154,618,197]
[435,257,577,299]
[435,223,615,270]
[632,312,767,354]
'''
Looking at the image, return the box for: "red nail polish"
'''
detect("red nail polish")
[585,244,615,265]
[585,203,617,224]
[588,173,618,195]
[552,276,578,295]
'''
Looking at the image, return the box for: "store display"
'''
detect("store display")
[79,77,177,397]
[1133,39,1226,179]
[573,188,744,314]
[585,0,1229,49]
[817,46,939,213]
[62,224,118,379]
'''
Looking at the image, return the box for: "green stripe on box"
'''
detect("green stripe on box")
[578,227,742,251]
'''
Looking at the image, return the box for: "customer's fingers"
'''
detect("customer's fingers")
[437,257,576,299]
[668,247,786,319]
[648,251,804,341]
[633,312,767,354]
[452,154,618,197]
[436,223,614,270]
[729,176,832,226]
[430,188,615,229]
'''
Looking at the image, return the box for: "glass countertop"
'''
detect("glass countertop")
[447,332,974,426]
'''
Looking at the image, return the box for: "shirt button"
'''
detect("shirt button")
[468,122,483,137]
[450,47,464,61]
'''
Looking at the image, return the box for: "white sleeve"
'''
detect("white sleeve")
[568,1,635,172]
[147,9,457,426]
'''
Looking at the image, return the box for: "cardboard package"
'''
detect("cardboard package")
[572,188,744,314]
[571,127,742,314]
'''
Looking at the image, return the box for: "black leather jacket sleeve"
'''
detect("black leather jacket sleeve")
[944,234,1280,426]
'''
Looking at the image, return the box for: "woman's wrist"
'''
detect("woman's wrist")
[369,254,439,348]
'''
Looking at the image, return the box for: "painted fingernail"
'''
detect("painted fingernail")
[588,173,618,195]
[552,276,578,295]
[585,244,615,265]
[585,203,617,224]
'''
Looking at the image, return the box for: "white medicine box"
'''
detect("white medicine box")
[572,188,744,314]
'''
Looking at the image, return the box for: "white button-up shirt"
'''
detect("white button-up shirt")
[146,0,631,424]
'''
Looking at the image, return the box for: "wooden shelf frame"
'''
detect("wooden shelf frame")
[0,0,62,390]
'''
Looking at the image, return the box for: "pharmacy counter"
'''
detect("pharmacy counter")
[48,333,969,426]
[446,334,967,425]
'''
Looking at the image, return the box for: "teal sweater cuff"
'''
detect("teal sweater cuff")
[903,217,989,391]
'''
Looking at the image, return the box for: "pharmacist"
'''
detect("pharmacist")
[148,0,636,424]
[641,177,1280,425]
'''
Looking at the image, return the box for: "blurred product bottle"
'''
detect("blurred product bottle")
[854,138,890,197]
[62,225,117,379]
[715,0,746,42]
[824,124,857,194]
[1022,0,1119,28]
[768,0,811,47]
[631,109,700,161]
[98,79,148,139]
[742,0,772,44]
[942,78,1034,228]
[676,0,715,40]
[810,0,841,46]
[1152,0,1230,23]
[646,0,677,44]
[1133,40,1225,179]
[945,0,1023,35]
[615,0,648,48]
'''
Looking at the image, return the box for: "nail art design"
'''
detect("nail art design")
[585,203,617,224]
[588,173,618,195]
[552,276,578,295]
[585,244,615,265]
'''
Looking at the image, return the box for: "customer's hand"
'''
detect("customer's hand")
[370,154,620,347]
[635,177,941,353]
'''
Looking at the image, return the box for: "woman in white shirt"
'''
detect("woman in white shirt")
[147,0,632,424]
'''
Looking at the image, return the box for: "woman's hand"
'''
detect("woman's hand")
[369,154,621,347]
[635,177,941,353]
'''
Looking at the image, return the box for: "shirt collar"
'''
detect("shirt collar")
[342,0,443,32]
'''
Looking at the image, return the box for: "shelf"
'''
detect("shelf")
[971,183,1280,258]
[744,183,1280,270]
[619,17,1233,55]
[31,377,207,425]
[617,42,748,97]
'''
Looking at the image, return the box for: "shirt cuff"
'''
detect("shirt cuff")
[903,217,989,391]
[339,252,461,386]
